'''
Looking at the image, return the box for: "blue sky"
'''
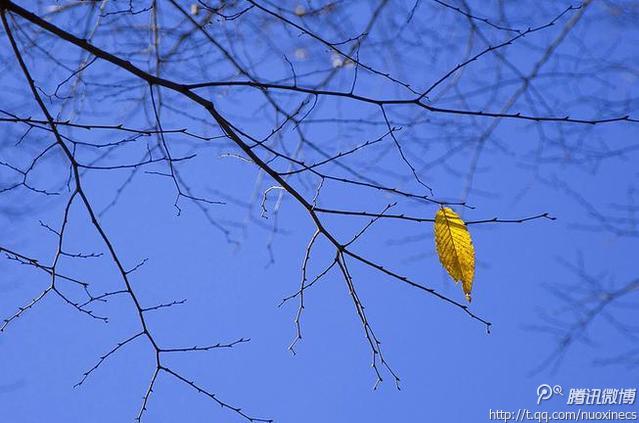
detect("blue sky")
[0,1,638,422]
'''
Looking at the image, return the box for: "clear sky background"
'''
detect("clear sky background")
[0,1,637,422]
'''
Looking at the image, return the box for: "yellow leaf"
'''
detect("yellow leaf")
[434,207,476,302]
